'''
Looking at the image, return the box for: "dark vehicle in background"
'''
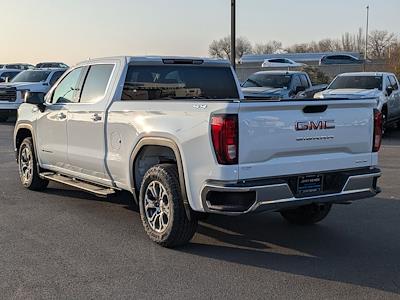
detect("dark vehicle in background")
[0,69,21,83]
[36,62,69,69]
[319,54,365,65]
[241,71,327,99]
[0,64,35,70]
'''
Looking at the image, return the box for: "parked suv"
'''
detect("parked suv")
[242,71,326,99]
[319,54,364,65]
[0,68,66,122]
[15,56,381,247]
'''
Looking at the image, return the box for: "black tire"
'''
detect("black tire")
[139,164,198,247]
[18,137,49,191]
[0,111,8,122]
[280,203,332,225]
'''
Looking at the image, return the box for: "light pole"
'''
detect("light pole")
[231,0,236,69]
[364,5,369,71]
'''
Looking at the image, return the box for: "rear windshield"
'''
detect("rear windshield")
[37,63,68,68]
[122,65,239,100]
[242,73,292,89]
[329,76,382,90]
[11,70,51,83]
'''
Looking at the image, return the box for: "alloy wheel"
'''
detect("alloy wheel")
[144,181,171,233]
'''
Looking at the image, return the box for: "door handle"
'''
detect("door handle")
[57,112,66,120]
[91,113,102,122]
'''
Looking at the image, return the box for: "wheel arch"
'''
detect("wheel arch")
[129,137,193,219]
[14,124,35,161]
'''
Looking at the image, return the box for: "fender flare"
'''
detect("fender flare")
[129,137,193,220]
[14,124,35,159]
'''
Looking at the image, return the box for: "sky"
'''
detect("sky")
[1,0,399,65]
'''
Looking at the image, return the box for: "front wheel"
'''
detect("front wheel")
[18,137,49,191]
[280,203,332,225]
[139,164,198,248]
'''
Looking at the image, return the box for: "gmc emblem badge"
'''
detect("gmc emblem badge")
[295,120,335,131]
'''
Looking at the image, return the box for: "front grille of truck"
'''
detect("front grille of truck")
[0,88,17,102]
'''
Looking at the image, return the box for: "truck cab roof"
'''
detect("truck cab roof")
[253,70,308,76]
[77,56,231,67]
[337,72,395,77]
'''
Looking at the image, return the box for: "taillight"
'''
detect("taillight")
[373,109,382,152]
[211,115,238,165]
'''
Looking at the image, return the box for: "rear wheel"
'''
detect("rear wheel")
[0,111,8,122]
[18,137,49,191]
[139,164,198,248]
[280,203,332,225]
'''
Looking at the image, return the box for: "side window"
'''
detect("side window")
[384,76,391,90]
[51,68,83,104]
[49,71,65,86]
[389,76,399,90]
[79,64,114,104]
[291,75,301,90]
[300,75,310,88]
[1,72,18,82]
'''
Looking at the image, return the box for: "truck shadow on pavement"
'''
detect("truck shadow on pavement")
[36,179,400,295]
[184,198,400,294]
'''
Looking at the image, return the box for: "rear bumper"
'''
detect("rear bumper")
[201,168,381,215]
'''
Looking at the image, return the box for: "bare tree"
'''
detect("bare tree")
[209,36,253,61]
[286,43,313,53]
[236,37,253,60]
[355,28,365,53]
[317,39,337,52]
[368,30,396,58]
[387,42,400,78]
[341,32,354,51]
[209,36,231,59]
[253,41,282,54]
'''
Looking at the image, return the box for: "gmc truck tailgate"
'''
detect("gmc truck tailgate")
[238,99,377,180]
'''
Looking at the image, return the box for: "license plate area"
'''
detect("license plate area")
[297,174,323,196]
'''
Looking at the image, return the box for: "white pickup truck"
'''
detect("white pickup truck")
[314,72,400,133]
[0,68,66,122]
[15,56,382,247]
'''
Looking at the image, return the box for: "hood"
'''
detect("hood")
[316,88,382,99]
[242,86,288,96]
[0,82,48,92]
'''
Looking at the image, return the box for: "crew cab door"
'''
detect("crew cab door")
[36,67,84,169]
[66,63,115,182]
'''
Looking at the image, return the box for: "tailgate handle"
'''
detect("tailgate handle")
[303,105,328,114]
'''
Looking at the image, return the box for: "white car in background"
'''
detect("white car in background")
[314,72,400,132]
[0,68,66,122]
[262,58,306,68]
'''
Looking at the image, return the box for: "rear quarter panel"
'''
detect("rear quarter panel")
[106,100,240,211]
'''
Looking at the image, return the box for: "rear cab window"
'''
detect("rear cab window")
[329,76,383,90]
[122,65,239,100]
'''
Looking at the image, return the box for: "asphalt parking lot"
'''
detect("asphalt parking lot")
[1,121,400,299]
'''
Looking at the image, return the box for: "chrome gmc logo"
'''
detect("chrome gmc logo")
[295,120,335,131]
